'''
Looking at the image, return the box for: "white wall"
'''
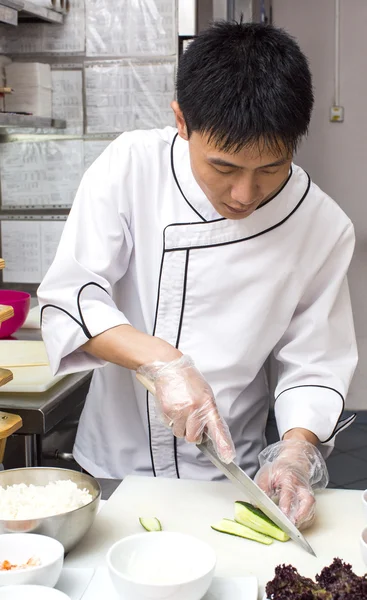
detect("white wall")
[273,0,367,410]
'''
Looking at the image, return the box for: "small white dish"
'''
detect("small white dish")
[106,532,216,600]
[0,534,64,588]
[56,568,95,600]
[80,567,257,600]
[0,585,70,599]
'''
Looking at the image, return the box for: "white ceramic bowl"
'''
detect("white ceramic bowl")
[0,586,69,599]
[0,534,64,588]
[360,526,367,566]
[106,531,216,600]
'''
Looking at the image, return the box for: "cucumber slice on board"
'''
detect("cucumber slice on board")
[139,517,162,532]
[211,518,273,545]
[235,501,290,542]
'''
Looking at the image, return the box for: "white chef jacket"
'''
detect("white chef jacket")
[38,126,358,480]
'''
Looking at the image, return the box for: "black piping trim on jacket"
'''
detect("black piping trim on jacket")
[172,249,190,478]
[146,245,167,477]
[170,132,294,224]
[257,165,293,210]
[164,173,311,253]
[147,247,190,479]
[171,133,207,222]
[147,145,308,479]
[146,246,168,477]
[40,281,110,339]
[275,384,346,443]
[175,250,190,349]
[146,390,156,477]
[152,251,167,338]
[333,414,356,436]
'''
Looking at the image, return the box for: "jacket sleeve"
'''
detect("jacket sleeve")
[37,136,134,376]
[272,222,358,448]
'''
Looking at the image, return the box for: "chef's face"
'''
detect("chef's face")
[172,102,293,220]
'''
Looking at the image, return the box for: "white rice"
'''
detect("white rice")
[0,480,93,520]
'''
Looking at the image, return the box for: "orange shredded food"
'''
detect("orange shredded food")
[0,556,41,570]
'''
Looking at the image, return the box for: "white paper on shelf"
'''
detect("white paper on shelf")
[84,139,111,170]
[0,140,84,208]
[42,0,86,54]
[0,24,43,55]
[85,60,175,134]
[5,62,52,89]
[40,220,65,276]
[86,0,176,57]
[52,69,84,134]
[1,221,42,284]
[5,89,52,119]
[1,220,65,283]
[132,61,176,130]
[0,0,85,55]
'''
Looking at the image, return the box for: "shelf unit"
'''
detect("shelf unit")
[0,0,63,26]
[0,113,66,129]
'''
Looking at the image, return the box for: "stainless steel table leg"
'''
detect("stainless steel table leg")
[24,435,36,467]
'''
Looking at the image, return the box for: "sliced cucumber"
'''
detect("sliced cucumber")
[211,518,273,545]
[234,501,289,542]
[139,517,162,532]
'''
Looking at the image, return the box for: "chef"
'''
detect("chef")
[38,21,357,530]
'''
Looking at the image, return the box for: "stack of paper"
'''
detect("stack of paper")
[5,62,52,118]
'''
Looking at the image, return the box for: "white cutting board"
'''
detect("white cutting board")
[0,340,48,367]
[0,340,66,392]
[65,476,366,598]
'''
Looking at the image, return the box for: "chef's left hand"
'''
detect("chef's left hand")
[254,438,329,530]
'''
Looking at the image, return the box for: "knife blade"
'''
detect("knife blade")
[197,437,316,556]
[136,372,316,556]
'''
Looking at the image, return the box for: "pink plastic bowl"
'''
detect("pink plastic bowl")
[0,290,31,338]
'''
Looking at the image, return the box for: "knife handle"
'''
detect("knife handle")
[136,372,212,450]
[136,372,156,395]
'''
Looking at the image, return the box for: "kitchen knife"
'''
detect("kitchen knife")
[197,437,316,556]
[136,372,316,557]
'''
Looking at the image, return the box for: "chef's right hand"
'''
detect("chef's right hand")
[136,355,236,464]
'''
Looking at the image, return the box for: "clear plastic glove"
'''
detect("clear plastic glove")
[254,440,329,530]
[136,355,235,464]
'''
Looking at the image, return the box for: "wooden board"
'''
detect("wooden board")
[0,368,12,387]
[0,305,14,324]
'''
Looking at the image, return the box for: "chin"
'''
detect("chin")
[226,212,251,220]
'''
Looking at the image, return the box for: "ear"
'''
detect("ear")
[171,101,189,140]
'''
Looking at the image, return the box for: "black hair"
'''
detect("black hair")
[176,21,314,156]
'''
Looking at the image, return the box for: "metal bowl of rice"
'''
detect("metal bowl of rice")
[0,467,101,553]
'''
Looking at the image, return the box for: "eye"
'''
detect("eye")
[213,166,236,175]
[260,168,280,175]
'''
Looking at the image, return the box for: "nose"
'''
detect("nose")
[230,174,258,206]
